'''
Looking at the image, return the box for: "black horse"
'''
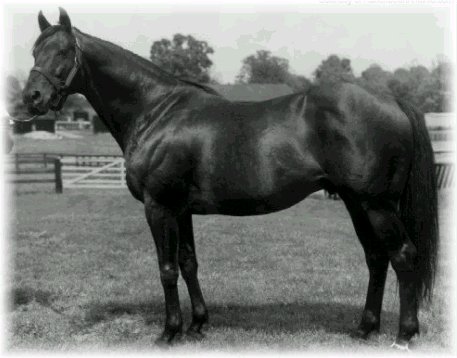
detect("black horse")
[22,8,438,349]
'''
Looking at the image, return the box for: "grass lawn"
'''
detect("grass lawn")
[7,184,454,353]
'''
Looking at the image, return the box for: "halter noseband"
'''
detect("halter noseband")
[30,33,82,110]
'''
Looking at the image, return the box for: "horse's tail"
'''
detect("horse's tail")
[397,98,439,304]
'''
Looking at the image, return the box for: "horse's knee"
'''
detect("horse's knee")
[179,256,198,279]
[160,264,179,286]
[391,243,417,274]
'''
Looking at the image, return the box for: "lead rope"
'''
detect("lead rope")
[10,111,61,123]
[10,113,39,123]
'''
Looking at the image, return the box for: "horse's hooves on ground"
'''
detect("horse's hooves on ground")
[390,341,410,352]
[186,329,205,341]
[154,331,183,347]
[350,328,377,341]
[350,329,369,340]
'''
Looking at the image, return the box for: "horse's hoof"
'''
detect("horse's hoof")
[186,329,205,341]
[154,330,182,347]
[351,327,378,340]
[351,328,370,340]
[390,341,410,352]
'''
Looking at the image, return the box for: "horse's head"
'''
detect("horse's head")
[23,8,80,115]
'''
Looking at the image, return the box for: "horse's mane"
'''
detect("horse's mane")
[178,79,221,96]
[74,28,221,96]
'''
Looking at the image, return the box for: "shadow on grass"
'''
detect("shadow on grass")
[84,299,398,336]
[12,287,54,308]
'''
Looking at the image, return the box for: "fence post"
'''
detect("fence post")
[15,153,19,173]
[54,158,63,193]
[120,159,126,187]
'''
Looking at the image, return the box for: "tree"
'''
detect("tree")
[313,55,355,84]
[150,34,214,83]
[236,50,312,92]
[360,64,392,87]
[386,61,452,112]
[237,50,290,84]
[356,64,394,97]
[430,60,453,111]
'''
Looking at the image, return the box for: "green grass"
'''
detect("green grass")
[7,185,454,353]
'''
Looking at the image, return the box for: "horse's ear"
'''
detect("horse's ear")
[58,7,72,32]
[38,10,51,32]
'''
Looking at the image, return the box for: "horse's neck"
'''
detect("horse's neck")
[75,31,179,150]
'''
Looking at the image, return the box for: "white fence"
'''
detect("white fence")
[61,155,126,189]
[56,121,92,131]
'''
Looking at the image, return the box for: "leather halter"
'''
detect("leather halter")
[30,34,82,110]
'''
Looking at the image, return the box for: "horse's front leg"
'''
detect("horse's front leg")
[144,197,182,344]
[178,211,208,339]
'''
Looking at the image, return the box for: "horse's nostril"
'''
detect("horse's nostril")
[31,91,42,101]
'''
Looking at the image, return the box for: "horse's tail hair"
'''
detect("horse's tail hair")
[396,98,439,304]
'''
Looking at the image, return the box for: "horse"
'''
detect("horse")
[22,8,438,349]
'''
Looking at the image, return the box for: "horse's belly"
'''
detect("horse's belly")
[188,178,322,216]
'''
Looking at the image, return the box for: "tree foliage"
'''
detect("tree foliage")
[237,50,290,84]
[150,34,214,83]
[313,55,355,84]
[5,75,26,117]
[364,61,452,112]
[236,50,312,92]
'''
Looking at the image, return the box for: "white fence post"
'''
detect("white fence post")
[120,159,126,187]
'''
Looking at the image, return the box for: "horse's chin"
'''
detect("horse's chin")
[27,105,49,116]
[50,103,63,112]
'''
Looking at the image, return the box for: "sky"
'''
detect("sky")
[2,2,454,84]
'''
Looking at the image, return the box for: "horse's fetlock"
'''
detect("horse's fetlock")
[361,310,379,326]
[166,314,183,331]
[193,305,208,322]
[399,318,419,340]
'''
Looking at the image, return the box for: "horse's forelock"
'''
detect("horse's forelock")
[32,25,71,53]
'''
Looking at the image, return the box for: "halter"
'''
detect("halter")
[12,32,82,122]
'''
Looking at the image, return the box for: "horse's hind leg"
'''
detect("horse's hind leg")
[178,211,208,339]
[361,199,419,347]
[341,193,389,339]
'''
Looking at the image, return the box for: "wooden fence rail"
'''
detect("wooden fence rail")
[6,155,62,193]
